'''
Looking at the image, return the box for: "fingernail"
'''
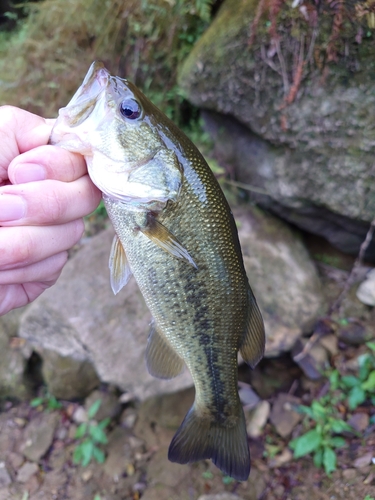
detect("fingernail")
[0,194,26,221]
[13,163,46,183]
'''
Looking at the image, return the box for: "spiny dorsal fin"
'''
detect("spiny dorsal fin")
[239,288,265,368]
[109,234,132,294]
[146,321,185,379]
[141,215,197,269]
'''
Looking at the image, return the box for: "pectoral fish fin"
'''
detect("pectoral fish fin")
[239,288,265,368]
[109,234,132,295]
[169,403,250,481]
[146,322,185,379]
[141,215,197,269]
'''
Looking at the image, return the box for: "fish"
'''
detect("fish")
[50,61,265,481]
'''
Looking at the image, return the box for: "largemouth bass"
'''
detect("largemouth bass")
[50,62,265,481]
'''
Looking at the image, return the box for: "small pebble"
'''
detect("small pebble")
[347,413,369,433]
[81,470,93,482]
[342,468,357,480]
[72,407,87,424]
[14,418,27,428]
[17,462,39,483]
[353,452,373,469]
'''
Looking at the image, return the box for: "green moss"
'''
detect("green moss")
[0,0,212,123]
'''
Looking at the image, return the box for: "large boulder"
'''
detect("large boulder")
[18,207,323,400]
[178,0,375,260]
[236,207,323,356]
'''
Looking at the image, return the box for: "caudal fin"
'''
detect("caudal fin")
[168,405,250,481]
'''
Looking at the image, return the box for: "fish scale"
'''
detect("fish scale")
[50,61,265,481]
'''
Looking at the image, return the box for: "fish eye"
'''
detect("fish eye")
[119,98,142,120]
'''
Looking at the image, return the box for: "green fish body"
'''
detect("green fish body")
[50,62,265,481]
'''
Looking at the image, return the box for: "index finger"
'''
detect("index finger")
[0,106,52,181]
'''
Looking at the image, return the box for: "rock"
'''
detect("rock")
[134,388,194,449]
[103,427,135,479]
[0,463,11,488]
[353,452,373,469]
[198,495,244,500]
[269,393,302,438]
[342,468,357,481]
[338,320,373,346]
[319,334,339,356]
[21,412,59,462]
[268,448,293,468]
[347,413,370,433]
[356,268,375,306]
[146,447,189,488]
[292,339,329,380]
[72,406,87,424]
[19,304,100,400]
[19,228,193,401]
[246,400,270,438]
[0,309,32,399]
[0,490,12,500]
[84,389,121,421]
[238,383,260,410]
[16,462,39,483]
[235,208,323,356]
[179,0,375,260]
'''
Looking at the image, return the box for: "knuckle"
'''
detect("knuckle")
[0,229,34,268]
[42,187,67,223]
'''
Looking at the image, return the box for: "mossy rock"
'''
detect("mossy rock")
[179,0,375,255]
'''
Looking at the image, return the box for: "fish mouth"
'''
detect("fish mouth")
[58,61,110,128]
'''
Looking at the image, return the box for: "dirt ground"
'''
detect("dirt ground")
[0,351,374,500]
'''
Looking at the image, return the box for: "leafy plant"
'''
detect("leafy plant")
[73,400,110,467]
[289,399,351,475]
[289,342,375,475]
[340,342,375,410]
[30,391,63,411]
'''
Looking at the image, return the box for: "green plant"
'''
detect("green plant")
[340,342,375,410]
[73,400,110,467]
[30,391,63,411]
[289,398,351,475]
[289,342,375,475]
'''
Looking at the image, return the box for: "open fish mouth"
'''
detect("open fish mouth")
[58,61,110,128]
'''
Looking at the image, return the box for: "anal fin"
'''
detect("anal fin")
[109,234,132,295]
[239,288,265,368]
[141,214,197,269]
[146,321,185,379]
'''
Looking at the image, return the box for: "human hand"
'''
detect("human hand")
[0,106,102,316]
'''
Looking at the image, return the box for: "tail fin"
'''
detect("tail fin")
[168,404,250,481]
